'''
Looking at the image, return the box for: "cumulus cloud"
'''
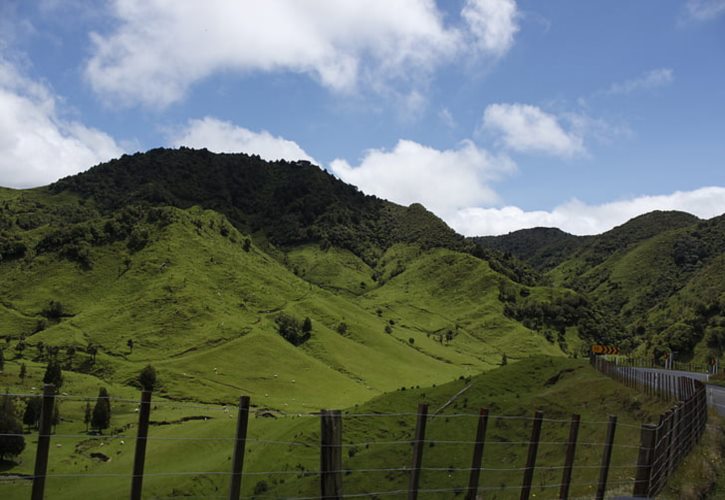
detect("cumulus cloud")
[0,57,124,188]
[170,117,315,164]
[686,0,725,20]
[482,103,585,157]
[329,139,515,216]
[448,187,725,236]
[85,0,519,107]
[462,0,519,57]
[605,68,674,95]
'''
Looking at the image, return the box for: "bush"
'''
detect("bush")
[42,301,65,320]
[275,314,311,346]
[253,480,269,495]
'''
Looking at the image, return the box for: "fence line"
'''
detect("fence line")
[592,356,708,498]
[3,356,708,499]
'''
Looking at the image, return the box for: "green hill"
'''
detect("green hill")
[0,150,607,411]
[479,210,725,362]
[0,149,719,498]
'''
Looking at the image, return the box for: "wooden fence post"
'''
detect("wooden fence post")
[649,413,666,493]
[559,413,580,500]
[130,390,152,500]
[408,403,428,500]
[520,410,543,500]
[31,384,55,500]
[672,402,683,468]
[320,409,343,500]
[595,415,617,500]
[465,408,489,500]
[633,424,657,497]
[228,396,251,500]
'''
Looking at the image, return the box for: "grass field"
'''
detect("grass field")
[0,356,669,499]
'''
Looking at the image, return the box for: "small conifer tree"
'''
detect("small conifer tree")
[91,388,111,434]
[43,359,63,393]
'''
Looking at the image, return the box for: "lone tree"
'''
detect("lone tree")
[22,396,42,431]
[0,391,25,462]
[91,387,111,434]
[43,359,63,393]
[139,365,157,392]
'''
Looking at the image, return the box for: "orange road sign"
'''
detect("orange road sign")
[591,344,619,355]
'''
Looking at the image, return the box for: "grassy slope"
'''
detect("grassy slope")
[361,246,563,366]
[1,202,570,410]
[0,356,668,500]
[246,356,668,499]
[3,206,495,409]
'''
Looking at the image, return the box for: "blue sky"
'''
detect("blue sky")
[0,0,723,235]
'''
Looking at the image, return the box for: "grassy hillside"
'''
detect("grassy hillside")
[2,149,712,497]
[1,193,596,412]
[477,211,724,363]
[2,205,488,408]
[558,215,724,360]
[0,356,669,500]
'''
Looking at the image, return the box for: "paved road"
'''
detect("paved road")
[629,366,725,416]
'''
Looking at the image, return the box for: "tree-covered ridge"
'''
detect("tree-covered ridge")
[524,214,723,360]
[476,211,700,272]
[475,227,586,271]
[477,210,725,361]
[51,148,388,259]
[48,148,474,261]
[46,147,538,284]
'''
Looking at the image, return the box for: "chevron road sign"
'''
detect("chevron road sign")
[591,344,619,355]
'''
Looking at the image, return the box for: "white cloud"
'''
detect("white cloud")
[449,187,725,236]
[686,0,725,20]
[482,103,585,157]
[0,57,124,188]
[170,117,315,163]
[329,139,515,216]
[462,0,519,57]
[605,68,674,95]
[85,0,519,107]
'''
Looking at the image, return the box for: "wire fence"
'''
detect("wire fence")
[0,358,708,500]
[591,356,708,498]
